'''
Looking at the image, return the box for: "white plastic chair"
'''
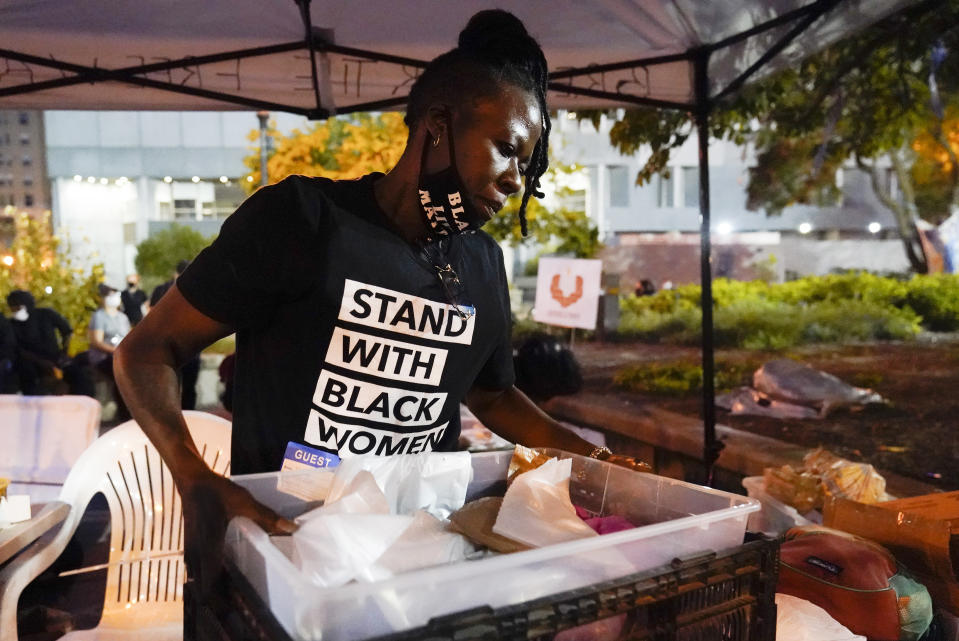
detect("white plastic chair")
[0,411,231,641]
[0,395,102,502]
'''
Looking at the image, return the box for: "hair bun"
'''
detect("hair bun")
[458,9,532,56]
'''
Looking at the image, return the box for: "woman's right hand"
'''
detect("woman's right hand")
[180,471,297,597]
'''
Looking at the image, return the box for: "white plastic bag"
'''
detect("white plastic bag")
[327,451,472,519]
[754,359,883,416]
[776,593,866,641]
[492,457,597,548]
[293,471,407,587]
[292,453,475,587]
[360,510,474,581]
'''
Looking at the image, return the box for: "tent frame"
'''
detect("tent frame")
[0,0,898,482]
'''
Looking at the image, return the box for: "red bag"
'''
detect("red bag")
[777,526,932,641]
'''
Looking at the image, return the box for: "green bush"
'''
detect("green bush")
[617,271,943,349]
[902,274,959,332]
[613,360,756,395]
[713,299,802,350]
[134,224,213,293]
[618,305,702,344]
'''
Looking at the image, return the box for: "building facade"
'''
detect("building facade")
[43,110,307,285]
[551,112,910,286]
[0,109,50,216]
[41,109,912,287]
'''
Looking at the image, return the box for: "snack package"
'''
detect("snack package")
[803,447,890,504]
[763,465,824,514]
[506,444,553,484]
[762,447,890,513]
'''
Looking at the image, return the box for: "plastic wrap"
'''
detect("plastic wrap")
[762,447,890,513]
[754,359,884,417]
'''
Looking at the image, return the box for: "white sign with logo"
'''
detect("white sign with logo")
[532,257,603,330]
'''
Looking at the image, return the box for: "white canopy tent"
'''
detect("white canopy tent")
[0,0,918,114]
[0,0,923,480]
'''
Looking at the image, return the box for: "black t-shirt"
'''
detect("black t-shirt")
[121,288,147,325]
[11,307,71,362]
[150,280,174,307]
[178,174,514,474]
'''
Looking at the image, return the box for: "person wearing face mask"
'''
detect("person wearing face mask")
[120,273,148,326]
[114,10,649,592]
[0,311,17,393]
[88,284,132,421]
[6,289,93,396]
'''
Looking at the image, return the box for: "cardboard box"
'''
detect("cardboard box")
[824,492,959,615]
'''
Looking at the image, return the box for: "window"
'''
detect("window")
[18,112,29,125]
[682,167,699,208]
[24,194,34,207]
[19,133,29,145]
[608,165,630,207]
[657,172,674,208]
[22,176,32,187]
[21,155,31,167]
[174,199,197,219]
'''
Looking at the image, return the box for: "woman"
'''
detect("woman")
[115,9,644,590]
[88,284,131,420]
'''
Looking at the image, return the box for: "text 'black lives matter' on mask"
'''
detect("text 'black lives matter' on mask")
[417,129,487,237]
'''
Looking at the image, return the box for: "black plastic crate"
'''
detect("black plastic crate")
[188,536,779,641]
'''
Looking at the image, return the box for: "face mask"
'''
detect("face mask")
[12,308,28,322]
[417,129,486,239]
[105,293,122,309]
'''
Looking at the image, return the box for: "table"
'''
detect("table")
[0,501,69,566]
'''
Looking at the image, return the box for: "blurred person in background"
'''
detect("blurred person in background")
[0,311,17,393]
[121,273,148,326]
[88,284,131,420]
[6,289,93,396]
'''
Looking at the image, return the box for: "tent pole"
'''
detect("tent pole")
[693,50,723,486]
[257,111,270,187]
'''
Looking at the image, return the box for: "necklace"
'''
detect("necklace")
[416,238,475,321]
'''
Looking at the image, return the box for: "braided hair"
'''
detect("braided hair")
[405,10,550,236]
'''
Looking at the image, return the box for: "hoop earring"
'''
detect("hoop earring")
[432,134,441,147]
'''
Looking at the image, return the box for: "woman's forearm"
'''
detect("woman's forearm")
[465,385,597,456]
[114,330,212,482]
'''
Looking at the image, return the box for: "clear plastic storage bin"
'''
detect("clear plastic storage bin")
[226,450,759,641]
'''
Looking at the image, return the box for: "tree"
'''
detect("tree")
[0,208,105,353]
[244,112,601,258]
[484,160,602,259]
[585,0,959,273]
[243,112,408,192]
[134,223,212,292]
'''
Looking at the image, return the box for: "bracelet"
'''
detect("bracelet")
[588,446,612,460]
